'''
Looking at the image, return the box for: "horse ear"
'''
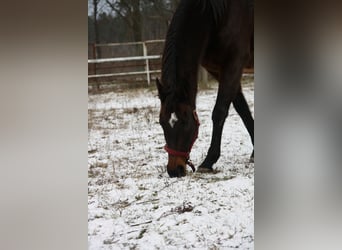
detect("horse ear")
[156,77,165,101]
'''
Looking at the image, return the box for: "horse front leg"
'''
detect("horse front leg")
[198,57,245,171]
[198,96,232,171]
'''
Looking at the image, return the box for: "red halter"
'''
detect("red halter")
[164,110,200,172]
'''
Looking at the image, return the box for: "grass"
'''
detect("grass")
[136,228,147,239]
[88,79,254,249]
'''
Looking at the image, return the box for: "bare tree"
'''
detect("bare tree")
[89,0,104,57]
[88,0,182,43]
[106,0,143,42]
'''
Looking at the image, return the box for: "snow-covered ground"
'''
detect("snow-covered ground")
[88,82,254,249]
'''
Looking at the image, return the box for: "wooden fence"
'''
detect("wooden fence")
[88,40,164,87]
[88,40,254,88]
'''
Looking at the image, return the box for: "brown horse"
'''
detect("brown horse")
[156,0,254,177]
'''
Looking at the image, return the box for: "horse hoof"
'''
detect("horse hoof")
[249,155,254,163]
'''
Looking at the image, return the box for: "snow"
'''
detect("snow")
[88,82,254,249]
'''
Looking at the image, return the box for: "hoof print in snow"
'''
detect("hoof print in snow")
[196,167,214,173]
[197,167,221,174]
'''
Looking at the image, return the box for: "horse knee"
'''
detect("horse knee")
[212,105,229,125]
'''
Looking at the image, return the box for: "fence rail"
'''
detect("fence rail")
[88,40,254,87]
[88,40,163,86]
[88,55,161,64]
[88,55,161,83]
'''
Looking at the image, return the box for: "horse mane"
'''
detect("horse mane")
[160,0,237,108]
[161,0,192,91]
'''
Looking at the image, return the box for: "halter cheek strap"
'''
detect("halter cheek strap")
[164,110,200,172]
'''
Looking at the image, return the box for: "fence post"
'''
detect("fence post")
[92,43,97,74]
[92,43,100,92]
[143,42,151,85]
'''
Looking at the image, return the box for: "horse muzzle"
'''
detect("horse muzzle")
[166,155,187,177]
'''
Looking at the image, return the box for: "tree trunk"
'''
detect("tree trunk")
[93,0,101,92]
[131,0,142,42]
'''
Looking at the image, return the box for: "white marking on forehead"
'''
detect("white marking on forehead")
[168,112,178,128]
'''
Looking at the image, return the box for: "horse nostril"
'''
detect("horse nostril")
[167,167,176,178]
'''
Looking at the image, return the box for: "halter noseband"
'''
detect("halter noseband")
[164,110,200,172]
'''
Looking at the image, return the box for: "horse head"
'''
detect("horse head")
[156,78,199,177]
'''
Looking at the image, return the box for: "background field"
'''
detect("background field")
[88,80,254,249]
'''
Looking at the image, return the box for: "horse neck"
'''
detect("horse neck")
[162,1,213,108]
